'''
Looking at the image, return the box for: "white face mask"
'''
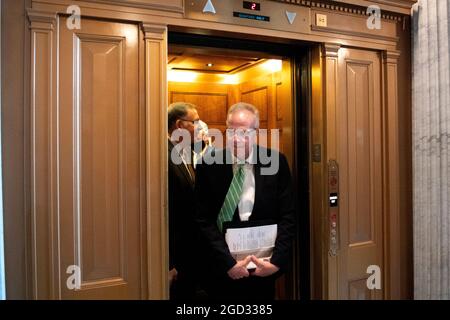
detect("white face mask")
[193,120,211,154]
[195,120,209,140]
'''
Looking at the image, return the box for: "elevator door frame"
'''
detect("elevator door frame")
[168,31,312,300]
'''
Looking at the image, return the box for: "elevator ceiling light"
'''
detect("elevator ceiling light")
[263,59,282,73]
[220,74,240,84]
[168,70,198,83]
[206,63,214,67]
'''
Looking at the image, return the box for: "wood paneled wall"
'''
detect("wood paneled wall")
[57,18,145,299]
[336,48,383,300]
[1,0,414,300]
[168,63,291,153]
[1,0,30,300]
[169,82,230,134]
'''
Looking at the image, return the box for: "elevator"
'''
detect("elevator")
[167,33,311,299]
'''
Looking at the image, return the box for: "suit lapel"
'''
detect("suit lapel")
[223,149,234,187]
[169,139,195,188]
[251,145,263,221]
[179,162,195,188]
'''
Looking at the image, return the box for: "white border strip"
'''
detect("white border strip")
[0,0,6,300]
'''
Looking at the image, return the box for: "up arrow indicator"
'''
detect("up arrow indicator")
[286,11,297,25]
[203,0,216,14]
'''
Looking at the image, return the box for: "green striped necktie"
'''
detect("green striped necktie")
[217,164,245,232]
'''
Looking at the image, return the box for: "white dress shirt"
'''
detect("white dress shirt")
[232,150,255,221]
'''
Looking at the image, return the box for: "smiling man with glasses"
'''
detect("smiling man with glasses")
[195,102,295,300]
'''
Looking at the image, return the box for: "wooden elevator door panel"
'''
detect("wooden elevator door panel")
[335,48,383,299]
[58,18,144,299]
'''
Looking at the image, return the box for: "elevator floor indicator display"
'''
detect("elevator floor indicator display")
[233,11,270,22]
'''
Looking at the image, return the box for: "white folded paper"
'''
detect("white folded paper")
[225,224,277,269]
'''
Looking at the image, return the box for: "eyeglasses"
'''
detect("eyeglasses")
[179,118,200,125]
[226,128,257,136]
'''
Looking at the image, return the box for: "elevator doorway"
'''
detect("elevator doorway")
[167,33,311,300]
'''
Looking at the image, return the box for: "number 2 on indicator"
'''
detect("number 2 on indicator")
[251,3,256,10]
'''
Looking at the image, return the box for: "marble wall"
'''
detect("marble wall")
[412,0,450,300]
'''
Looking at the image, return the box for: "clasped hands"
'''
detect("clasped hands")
[227,255,279,280]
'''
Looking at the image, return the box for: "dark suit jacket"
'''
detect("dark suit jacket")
[168,139,198,273]
[195,145,296,277]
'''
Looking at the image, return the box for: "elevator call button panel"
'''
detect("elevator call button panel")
[328,160,339,257]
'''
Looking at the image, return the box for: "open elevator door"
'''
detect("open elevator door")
[167,32,311,299]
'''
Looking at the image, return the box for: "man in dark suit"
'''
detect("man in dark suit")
[168,102,201,299]
[195,102,296,300]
